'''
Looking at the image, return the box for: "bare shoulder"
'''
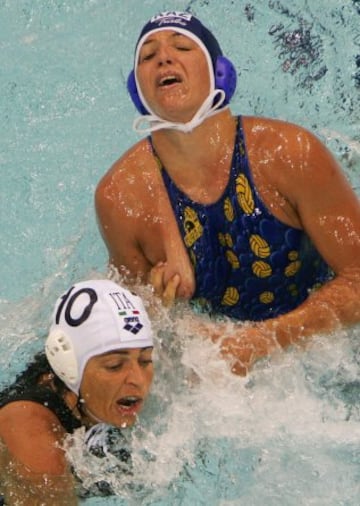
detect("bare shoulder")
[239,114,359,230]
[96,139,158,200]
[95,138,166,230]
[242,114,343,180]
[94,137,173,273]
[242,114,320,146]
[0,401,68,475]
[0,400,64,440]
[0,403,76,504]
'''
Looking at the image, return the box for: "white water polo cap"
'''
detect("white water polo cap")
[45,280,153,394]
[128,11,237,134]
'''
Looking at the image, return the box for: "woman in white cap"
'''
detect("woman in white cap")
[0,279,154,505]
[95,11,360,375]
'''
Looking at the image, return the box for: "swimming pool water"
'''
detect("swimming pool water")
[1,0,359,504]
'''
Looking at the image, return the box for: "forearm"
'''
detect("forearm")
[206,273,360,375]
[263,271,360,348]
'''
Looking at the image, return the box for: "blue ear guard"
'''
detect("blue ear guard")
[127,55,237,115]
[214,56,237,105]
[127,70,148,115]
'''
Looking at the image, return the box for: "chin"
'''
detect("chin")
[156,101,194,122]
[114,414,137,429]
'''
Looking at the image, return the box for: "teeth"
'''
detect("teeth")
[160,76,178,86]
[119,396,138,406]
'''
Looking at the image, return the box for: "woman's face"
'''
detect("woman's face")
[80,347,154,428]
[136,29,211,122]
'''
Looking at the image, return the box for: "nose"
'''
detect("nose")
[156,45,173,66]
[124,361,144,387]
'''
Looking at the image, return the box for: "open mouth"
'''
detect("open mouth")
[118,396,142,408]
[158,74,181,87]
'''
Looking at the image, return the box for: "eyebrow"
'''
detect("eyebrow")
[142,32,188,46]
[99,347,153,357]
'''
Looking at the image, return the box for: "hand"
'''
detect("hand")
[149,262,181,307]
[218,325,279,376]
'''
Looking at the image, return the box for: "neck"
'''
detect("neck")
[76,399,104,427]
[150,111,237,203]
[151,109,236,167]
[133,89,227,135]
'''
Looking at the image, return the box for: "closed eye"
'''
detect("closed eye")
[139,359,153,368]
[141,52,155,62]
[104,361,125,371]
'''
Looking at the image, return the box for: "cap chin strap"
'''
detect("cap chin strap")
[133,89,227,134]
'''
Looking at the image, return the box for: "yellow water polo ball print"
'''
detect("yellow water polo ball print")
[218,232,233,248]
[288,250,299,261]
[224,233,233,247]
[259,291,275,304]
[252,260,272,278]
[183,206,203,248]
[284,260,301,277]
[218,233,226,247]
[189,249,197,267]
[226,250,240,269]
[221,286,240,306]
[224,197,234,222]
[236,173,254,214]
[249,234,271,258]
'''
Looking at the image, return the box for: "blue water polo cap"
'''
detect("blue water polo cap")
[127,11,237,119]
[138,11,222,70]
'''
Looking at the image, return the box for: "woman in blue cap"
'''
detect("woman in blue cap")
[95,12,360,375]
[0,279,154,504]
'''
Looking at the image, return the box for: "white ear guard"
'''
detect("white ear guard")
[46,329,79,387]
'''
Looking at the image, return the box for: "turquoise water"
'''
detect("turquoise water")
[1,0,360,504]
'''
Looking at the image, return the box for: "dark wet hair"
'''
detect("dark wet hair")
[0,351,67,405]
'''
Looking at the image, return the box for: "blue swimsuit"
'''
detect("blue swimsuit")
[153,116,331,321]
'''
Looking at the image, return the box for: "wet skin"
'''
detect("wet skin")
[80,347,154,428]
[95,27,360,375]
[137,30,211,123]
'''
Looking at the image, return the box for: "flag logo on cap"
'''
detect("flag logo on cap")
[110,291,145,335]
[118,309,139,316]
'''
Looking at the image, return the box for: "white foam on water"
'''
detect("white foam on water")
[62,303,360,504]
[1,0,359,504]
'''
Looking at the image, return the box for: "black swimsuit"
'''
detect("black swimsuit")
[0,385,81,433]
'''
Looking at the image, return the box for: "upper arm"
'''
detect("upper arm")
[0,401,77,505]
[0,401,68,475]
[284,127,360,277]
[246,116,360,278]
[95,161,151,279]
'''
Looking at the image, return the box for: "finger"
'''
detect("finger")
[162,273,181,307]
[149,262,166,296]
